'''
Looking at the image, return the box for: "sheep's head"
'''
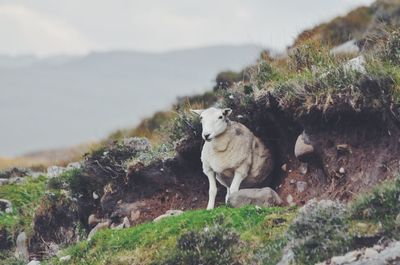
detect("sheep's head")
[191,107,232,142]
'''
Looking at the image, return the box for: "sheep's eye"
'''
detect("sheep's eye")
[218,116,223,119]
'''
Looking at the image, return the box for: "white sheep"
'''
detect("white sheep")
[191,107,274,209]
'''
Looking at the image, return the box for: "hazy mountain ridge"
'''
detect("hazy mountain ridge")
[0,45,263,156]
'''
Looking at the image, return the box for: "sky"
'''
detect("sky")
[0,0,375,57]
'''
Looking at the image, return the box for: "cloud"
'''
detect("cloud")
[0,4,93,56]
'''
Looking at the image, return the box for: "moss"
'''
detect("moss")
[47,206,296,265]
[0,175,47,238]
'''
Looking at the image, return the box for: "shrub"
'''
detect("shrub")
[168,109,201,143]
[287,199,350,265]
[350,175,400,238]
[159,217,241,265]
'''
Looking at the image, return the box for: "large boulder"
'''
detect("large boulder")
[228,187,283,208]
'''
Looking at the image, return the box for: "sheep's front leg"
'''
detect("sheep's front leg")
[230,171,246,195]
[203,165,217,210]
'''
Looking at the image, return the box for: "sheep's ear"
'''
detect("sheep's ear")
[222,108,232,117]
[190,109,204,116]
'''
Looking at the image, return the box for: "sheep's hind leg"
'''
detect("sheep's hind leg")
[216,174,230,203]
[204,166,217,210]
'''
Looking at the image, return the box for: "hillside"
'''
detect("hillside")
[0,45,262,157]
[1,1,400,265]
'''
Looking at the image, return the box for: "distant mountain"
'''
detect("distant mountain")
[0,45,263,156]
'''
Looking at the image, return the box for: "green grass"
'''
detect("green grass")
[48,206,296,265]
[0,175,47,237]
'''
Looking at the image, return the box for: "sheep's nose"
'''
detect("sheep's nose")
[204,133,211,140]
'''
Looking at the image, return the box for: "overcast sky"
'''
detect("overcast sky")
[0,0,375,57]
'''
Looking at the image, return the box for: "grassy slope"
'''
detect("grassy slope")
[48,206,296,265]
[0,176,47,236]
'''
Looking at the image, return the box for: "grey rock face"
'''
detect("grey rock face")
[228,187,283,208]
[153,210,184,222]
[317,241,400,265]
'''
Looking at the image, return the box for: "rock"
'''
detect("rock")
[27,260,41,265]
[8,176,25,184]
[276,245,295,265]
[113,217,131,229]
[299,163,308,175]
[47,166,67,179]
[130,210,141,222]
[281,164,287,172]
[289,179,296,184]
[296,181,307,193]
[287,194,295,206]
[319,241,400,265]
[330,39,360,55]
[339,167,346,174]
[15,231,29,261]
[294,132,315,161]
[344,55,366,74]
[5,207,12,214]
[0,178,9,186]
[92,191,99,200]
[59,255,71,262]
[66,162,81,170]
[111,201,145,219]
[87,220,111,241]
[336,144,351,155]
[228,187,283,208]
[364,248,378,259]
[88,214,100,226]
[154,210,184,222]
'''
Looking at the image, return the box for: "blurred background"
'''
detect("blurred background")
[0,0,374,164]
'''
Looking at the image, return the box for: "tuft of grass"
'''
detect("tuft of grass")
[47,206,296,265]
[350,176,400,239]
[0,176,47,236]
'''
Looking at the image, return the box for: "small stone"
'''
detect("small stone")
[154,210,184,222]
[339,167,345,174]
[59,255,71,262]
[5,207,12,214]
[92,192,99,200]
[364,248,378,259]
[66,162,81,170]
[287,194,294,206]
[122,217,130,228]
[299,163,308,175]
[281,164,287,172]
[289,179,296,184]
[336,144,351,154]
[296,181,307,193]
[373,244,384,252]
